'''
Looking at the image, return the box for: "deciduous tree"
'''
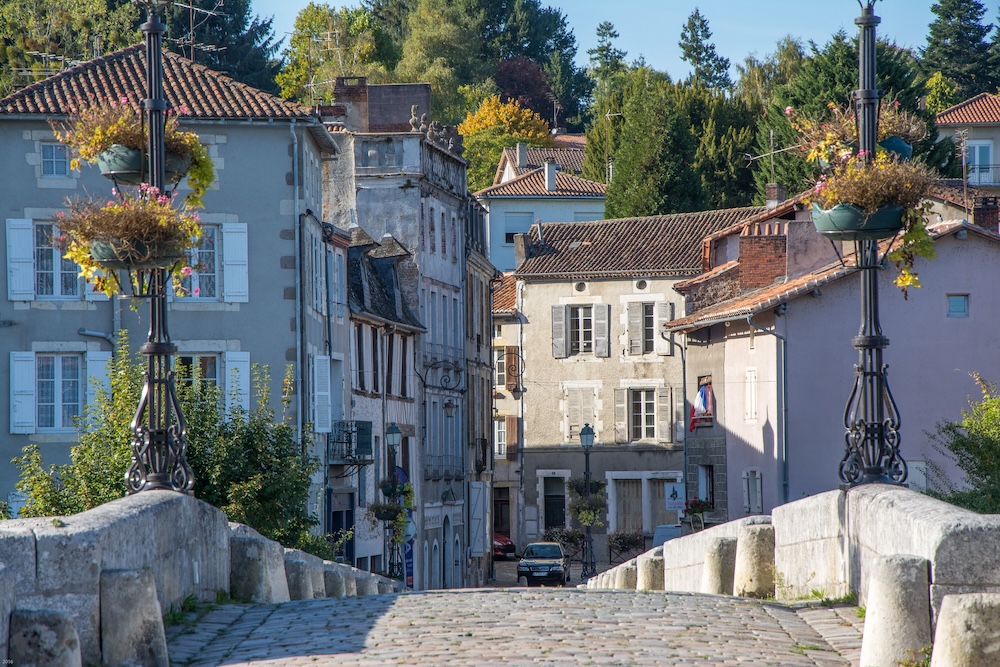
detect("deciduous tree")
[459,95,551,191]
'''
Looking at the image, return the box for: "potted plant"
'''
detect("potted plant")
[368,500,403,523]
[567,477,608,528]
[683,497,713,517]
[56,185,202,297]
[379,476,406,499]
[51,98,215,207]
[607,531,645,555]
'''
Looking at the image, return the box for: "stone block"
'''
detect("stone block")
[283,558,313,600]
[0,523,43,594]
[284,548,326,598]
[636,555,664,591]
[859,555,932,667]
[229,535,290,603]
[323,563,346,598]
[701,537,737,595]
[733,524,775,599]
[356,575,379,596]
[9,609,81,667]
[100,569,168,667]
[614,562,637,591]
[0,564,16,660]
[18,594,99,665]
[930,593,1000,667]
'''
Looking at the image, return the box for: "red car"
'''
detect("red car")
[493,533,516,559]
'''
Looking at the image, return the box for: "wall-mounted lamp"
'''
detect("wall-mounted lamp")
[443,399,457,419]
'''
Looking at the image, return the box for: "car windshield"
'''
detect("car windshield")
[524,544,562,559]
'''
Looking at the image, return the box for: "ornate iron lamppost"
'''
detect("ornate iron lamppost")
[837,1,907,486]
[125,0,195,494]
[579,423,596,581]
[385,422,404,580]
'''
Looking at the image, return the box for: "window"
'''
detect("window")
[966,140,994,186]
[400,336,409,398]
[947,294,969,318]
[385,334,394,396]
[179,226,217,299]
[175,355,219,386]
[371,328,380,393]
[494,349,506,387]
[504,212,533,244]
[36,354,81,430]
[441,211,447,259]
[35,223,79,298]
[691,377,714,429]
[355,324,366,391]
[552,304,610,358]
[569,305,593,354]
[334,251,346,319]
[742,469,763,514]
[698,465,715,506]
[493,324,502,339]
[429,206,436,252]
[627,302,655,355]
[745,368,758,422]
[494,418,507,457]
[565,386,595,440]
[41,143,69,177]
[630,389,655,441]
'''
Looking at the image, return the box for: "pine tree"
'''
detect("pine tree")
[922,0,996,98]
[587,21,627,87]
[678,9,732,90]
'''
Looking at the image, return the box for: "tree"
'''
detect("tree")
[735,36,805,114]
[925,71,961,116]
[678,9,732,89]
[922,0,996,98]
[14,333,330,555]
[458,95,551,191]
[163,0,282,95]
[586,21,627,89]
[494,56,552,120]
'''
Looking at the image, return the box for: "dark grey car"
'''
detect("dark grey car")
[517,542,569,586]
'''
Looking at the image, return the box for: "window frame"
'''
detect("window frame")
[35,353,82,431]
[947,294,969,318]
[34,222,80,299]
[178,224,218,300]
[629,388,656,442]
[41,142,70,178]
[494,348,506,387]
[494,417,507,457]
[568,305,593,355]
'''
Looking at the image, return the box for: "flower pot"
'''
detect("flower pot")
[372,504,403,522]
[811,203,905,241]
[89,239,183,270]
[98,145,191,185]
[878,136,913,161]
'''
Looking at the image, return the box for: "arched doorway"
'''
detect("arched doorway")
[431,540,440,589]
[442,516,452,589]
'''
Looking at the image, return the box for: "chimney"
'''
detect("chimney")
[765,183,787,210]
[517,142,528,168]
[544,159,557,191]
[513,233,530,268]
[738,222,787,289]
[973,196,999,232]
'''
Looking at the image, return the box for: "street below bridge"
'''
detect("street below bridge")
[167,588,864,666]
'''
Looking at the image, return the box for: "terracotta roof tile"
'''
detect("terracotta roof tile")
[497,147,584,181]
[674,261,739,291]
[936,93,1000,125]
[0,44,310,120]
[552,133,586,149]
[492,272,517,315]
[476,167,605,198]
[514,206,765,278]
[927,179,993,210]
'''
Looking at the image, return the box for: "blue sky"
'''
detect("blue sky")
[252,0,940,80]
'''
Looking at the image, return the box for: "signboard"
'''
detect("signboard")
[664,482,686,512]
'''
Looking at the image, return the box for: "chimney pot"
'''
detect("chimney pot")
[544,160,557,191]
[517,142,528,168]
[765,183,786,210]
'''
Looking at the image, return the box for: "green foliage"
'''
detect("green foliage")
[925,71,961,115]
[930,373,1000,513]
[898,646,932,667]
[566,477,607,528]
[922,0,995,98]
[678,9,732,89]
[13,332,334,559]
[542,527,583,556]
[607,530,644,553]
[587,21,627,88]
[735,36,805,114]
[459,95,551,192]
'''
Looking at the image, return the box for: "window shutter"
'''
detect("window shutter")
[627,303,643,355]
[551,305,567,358]
[594,304,611,358]
[505,415,518,461]
[656,302,675,356]
[356,421,373,458]
[10,351,35,434]
[504,345,519,391]
[754,472,764,514]
[741,471,751,512]
[469,482,486,555]
[314,354,332,433]
[581,388,594,434]
[614,388,627,444]
[222,223,249,303]
[85,351,112,411]
[745,368,758,422]
[657,387,673,443]
[566,388,581,439]
[224,351,251,415]
[7,219,34,301]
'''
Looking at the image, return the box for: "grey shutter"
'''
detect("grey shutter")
[614,388,627,444]
[222,223,249,303]
[7,219,34,301]
[627,303,643,355]
[741,471,751,512]
[754,472,764,514]
[656,302,675,356]
[657,387,673,443]
[469,482,487,555]
[314,355,332,433]
[551,305,567,358]
[594,303,611,358]
[567,388,581,439]
[10,351,35,434]
[224,351,251,416]
[356,421,373,458]
[581,388,595,436]
[85,351,112,413]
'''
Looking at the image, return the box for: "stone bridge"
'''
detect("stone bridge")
[0,486,998,666]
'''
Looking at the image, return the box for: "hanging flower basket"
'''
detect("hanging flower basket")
[97,145,193,186]
[811,202,905,240]
[89,238,184,270]
[877,136,913,161]
[369,501,404,522]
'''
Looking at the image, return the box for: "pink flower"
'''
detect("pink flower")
[181,266,194,277]
[893,99,900,108]
[178,105,190,115]
[56,211,65,219]
[120,97,128,105]
[785,106,793,116]
[193,288,200,296]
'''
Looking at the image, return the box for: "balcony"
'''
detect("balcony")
[327,420,374,465]
[967,167,1000,188]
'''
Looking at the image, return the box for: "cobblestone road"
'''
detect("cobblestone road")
[167,589,864,666]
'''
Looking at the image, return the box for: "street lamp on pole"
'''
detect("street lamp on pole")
[579,423,596,581]
[385,422,404,580]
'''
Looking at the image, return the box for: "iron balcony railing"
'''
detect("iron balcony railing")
[967,167,1000,187]
[328,420,374,464]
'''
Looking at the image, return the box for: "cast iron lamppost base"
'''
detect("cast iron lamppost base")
[837,1,907,487]
[579,423,596,581]
[385,423,404,581]
[126,0,194,494]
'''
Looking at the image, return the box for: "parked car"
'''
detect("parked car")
[493,533,516,560]
[517,541,570,586]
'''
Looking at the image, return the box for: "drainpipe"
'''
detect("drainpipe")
[661,330,688,500]
[746,311,789,505]
[291,120,303,445]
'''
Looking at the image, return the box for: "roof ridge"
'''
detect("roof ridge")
[936,92,996,120]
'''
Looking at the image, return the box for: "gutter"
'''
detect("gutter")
[746,312,789,506]
[291,120,303,446]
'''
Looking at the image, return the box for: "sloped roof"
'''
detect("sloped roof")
[476,167,605,198]
[552,133,586,150]
[494,146,585,184]
[0,44,310,120]
[492,272,517,315]
[514,206,765,278]
[667,220,1000,333]
[936,93,1000,126]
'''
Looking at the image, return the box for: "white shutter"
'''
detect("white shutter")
[313,354,332,433]
[85,351,112,410]
[7,219,35,301]
[594,303,611,358]
[10,352,35,433]
[224,351,251,415]
[221,223,249,303]
[614,388,627,444]
[551,305,567,358]
[657,387,673,443]
[627,303,643,355]
[741,471,751,513]
[469,481,487,556]
[656,302,675,356]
